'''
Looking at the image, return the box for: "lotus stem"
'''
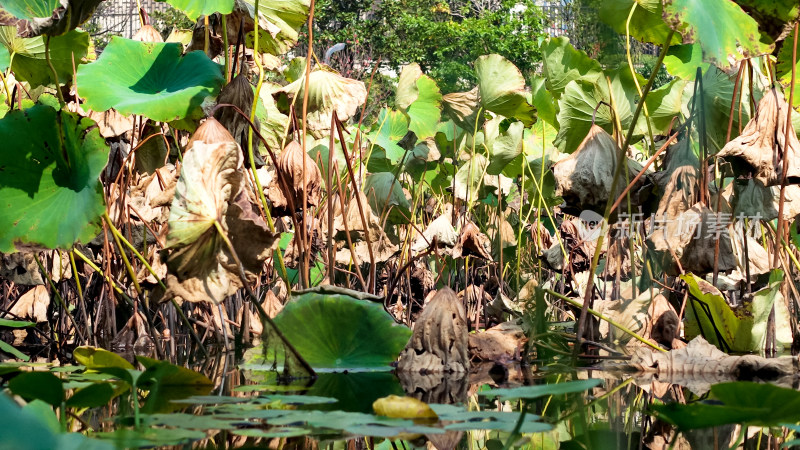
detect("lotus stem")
[44,35,65,106]
[546,289,667,352]
[222,14,230,82]
[299,0,318,288]
[575,29,675,353]
[69,248,91,341]
[245,0,291,295]
[34,253,86,344]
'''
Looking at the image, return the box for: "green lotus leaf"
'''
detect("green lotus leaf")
[662,43,709,80]
[77,37,224,122]
[155,0,234,18]
[733,0,800,42]
[396,63,442,140]
[474,54,535,125]
[0,26,88,88]
[454,153,487,202]
[255,82,289,153]
[553,67,640,153]
[486,121,524,176]
[636,79,687,136]
[368,108,409,164]
[272,287,412,370]
[363,171,411,222]
[541,37,603,98]
[243,0,310,56]
[682,270,788,352]
[598,0,681,46]
[0,0,103,36]
[0,105,108,253]
[530,76,557,128]
[277,67,366,135]
[662,0,773,70]
[652,382,800,430]
[777,29,799,107]
[0,0,59,21]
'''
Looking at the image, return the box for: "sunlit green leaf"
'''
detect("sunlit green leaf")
[474,54,535,125]
[0,105,108,253]
[541,37,603,98]
[663,0,773,70]
[77,37,224,122]
[155,0,233,18]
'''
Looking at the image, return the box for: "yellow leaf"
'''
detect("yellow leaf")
[372,395,438,420]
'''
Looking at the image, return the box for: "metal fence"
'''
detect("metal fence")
[87,0,170,39]
[537,1,659,63]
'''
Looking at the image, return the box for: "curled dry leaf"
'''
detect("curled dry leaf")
[185,24,223,59]
[131,24,164,43]
[274,140,323,214]
[468,322,527,363]
[10,285,50,323]
[111,311,152,351]
[733,178,800,222]
[1,252,43,285]
[717,88,800,186]
[164,118,277,304]
[451,221,492,260]
[215,73,257,151]
[411,213,458,252]
[552,125,645,214]
[397,287,470,374]
[87,109,134,138]
[276,67,367,136]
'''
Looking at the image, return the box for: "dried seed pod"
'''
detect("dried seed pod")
[131,24,164,43]
[717,88,800,186]
[188,117,236,149]
[214,73,258,150]
[276,140,323,211]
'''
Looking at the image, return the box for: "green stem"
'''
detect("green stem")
[44,35,65,106]
[546,288,666,352]
[222,14,230,82]
[247,0,291,295]
[34,254,85,344]
[575,29,675,352]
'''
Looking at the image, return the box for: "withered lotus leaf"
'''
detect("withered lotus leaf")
[397,287,469,374]
[276,67,367,136]
[552,125,643,213]
[215,73,257,151]
[276,140,323,211]
[131,24,164,43]
[717,88,800,186]
[164,118,276,304]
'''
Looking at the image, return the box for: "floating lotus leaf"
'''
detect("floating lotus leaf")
[0,26,88,87]
[270,286,412,370]
[396,63,441,140]
[474,54,535,125]
[662,0,773,70]
[0,104,108,253]
[277,67,366,136]
[241,0,310,55]
[155,0,234,18]
[77,37,224,122]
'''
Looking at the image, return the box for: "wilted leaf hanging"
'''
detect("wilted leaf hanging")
[276,66,366,136]
[717,88,800,186]
[275,140,323,213]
